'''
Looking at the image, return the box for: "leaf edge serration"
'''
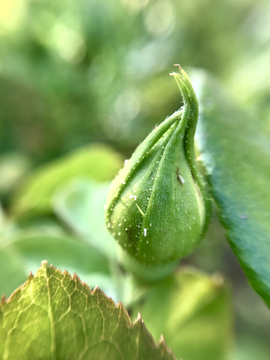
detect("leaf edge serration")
[0,261,177,360]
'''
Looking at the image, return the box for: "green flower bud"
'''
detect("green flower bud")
[105,65,210,266]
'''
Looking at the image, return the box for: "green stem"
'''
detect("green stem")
[118,247,178,283]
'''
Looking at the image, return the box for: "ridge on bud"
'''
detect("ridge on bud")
[105,65,210,266]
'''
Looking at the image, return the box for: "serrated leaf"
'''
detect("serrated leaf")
[0,261,176,360]
[11,144,124,218]
[130,268,232,360]
[192,69,270,305]
[53,179,117,259]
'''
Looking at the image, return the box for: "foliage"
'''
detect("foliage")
[1,0,270,359]
[192,70,270,305]
[0,0,267,161]
[0,261,176,360]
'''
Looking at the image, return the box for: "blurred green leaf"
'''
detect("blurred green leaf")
[192,69,270,306]
[0,152,31,198]
[0,261,176,360]
[53,179,117,260]
[229,334,270,360]
[130,268,232,360]
[1,228,115,297]
[0,245,28,298]
[11,144,123,218]
[0,0,257,161]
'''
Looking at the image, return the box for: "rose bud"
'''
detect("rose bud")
[105,65,210,270]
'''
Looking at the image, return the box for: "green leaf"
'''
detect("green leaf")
[11,144,124,218]
[191,69,270,305]
[1,228,117,299]
[0,261,177,360]
[53,179,117,259]
[0,152,31,198]
[0,246,28,298]
[130,268,232,360]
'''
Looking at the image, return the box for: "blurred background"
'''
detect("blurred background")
[0,0,270,359]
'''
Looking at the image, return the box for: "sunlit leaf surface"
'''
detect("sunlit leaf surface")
[0,262,176,360]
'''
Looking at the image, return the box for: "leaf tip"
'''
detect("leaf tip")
[158,334,165,343]
[1,294,7,306]
[134,312,143,324]
[92,286,115,304]
[158,334,178,359]
[173,63,182,69]
[169,64,182,77]
[28,271,34,281]
[40,260,50,268]
[92,285,100,295]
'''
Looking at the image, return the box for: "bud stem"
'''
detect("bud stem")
[118,247,179,283]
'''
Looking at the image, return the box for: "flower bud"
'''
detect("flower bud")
[105,65,210,266]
